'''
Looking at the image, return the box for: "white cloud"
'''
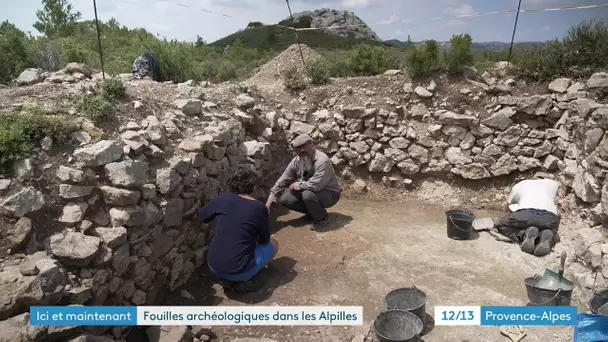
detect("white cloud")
[446,19,465,27]
[543,25,551,31]
[444,4,476,18]
[341,0,370,8]
[378,14,398,25]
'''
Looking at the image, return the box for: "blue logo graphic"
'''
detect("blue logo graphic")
[30,306,137,326]
[481,306,577,326]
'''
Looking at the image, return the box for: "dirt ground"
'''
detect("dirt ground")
[163,197,578,342]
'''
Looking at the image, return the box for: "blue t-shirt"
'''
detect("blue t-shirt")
[198,192,270,275]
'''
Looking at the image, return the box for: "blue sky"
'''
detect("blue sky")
[1,0,607,43]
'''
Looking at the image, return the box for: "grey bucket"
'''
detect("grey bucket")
[384,286,427,324]
[374,309,424,342]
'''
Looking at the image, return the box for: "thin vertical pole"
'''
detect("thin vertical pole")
[93,0,106,80]
[507,0,523,66]
[285,0,307,69]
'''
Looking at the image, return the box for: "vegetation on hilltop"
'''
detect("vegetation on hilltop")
[0,0,607,86]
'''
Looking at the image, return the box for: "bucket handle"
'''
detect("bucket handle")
[448,214,472,233]
[529,288,563,306]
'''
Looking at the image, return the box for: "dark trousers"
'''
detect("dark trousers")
[495,209,560,243]
[278,189,341,222]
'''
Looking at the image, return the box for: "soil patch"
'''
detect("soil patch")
[166,197,576,342]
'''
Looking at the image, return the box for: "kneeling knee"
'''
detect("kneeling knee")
[301,190,316,201]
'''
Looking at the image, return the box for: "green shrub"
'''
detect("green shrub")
[445,34,474,75]
[513,19,608,81]
[0,111,77,173]
[101,77,126,101]
[306,59,331,85]
[76,93,114,123]
[349,44,393,75]
[406,40,440,77]
[284,68,307,92]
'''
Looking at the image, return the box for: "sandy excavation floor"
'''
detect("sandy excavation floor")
[165,198,576,342]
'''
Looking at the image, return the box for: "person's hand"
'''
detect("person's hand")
[289,183,295,192]
[265,200,273,212]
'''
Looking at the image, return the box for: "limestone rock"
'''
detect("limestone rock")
[235,94,255,109]
[6,217,32,250]
[161,198,184,228]
[445,147,470,166]
[49,232,100,267]
[156,168,182,194]
[92,227,128,248]
[105,160,148,188]
[351,179,367,193]
[0,187,45,217]
[407,144,428,164]
[289,121,315,136]
[481,112,512,130]
[368,154,394,173]
[59,184,94,199]
[58,202,88,223]
[548,78,571,93]
[100,186,141,206]
[494,125,521,147]
[415,86,433,98]
[74,140,123,167]
[517,156,542,172]
[437,111,476,126]
[174,99,203,115]
[574,228,605,269]
[587,72,608,89]
[451,163,490,179]
[491,154,518,176]
[109,206,146,227]
[16,68,44,86]
[572,168,600,203]
[389,137,410,149]
[57,166,85,183]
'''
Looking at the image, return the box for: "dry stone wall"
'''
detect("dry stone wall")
[1,65,608,341]
[0,83,287,341]
[277,72,608,294]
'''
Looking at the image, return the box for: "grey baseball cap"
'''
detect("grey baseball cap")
[291,134,313,148]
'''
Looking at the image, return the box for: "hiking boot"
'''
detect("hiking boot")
[533,229,554,257]
[310,215,331,231]
[520,226,539,255]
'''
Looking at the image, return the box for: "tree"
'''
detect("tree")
[0,21,32,83]
[33,0,81,38]
[195,35,206,48]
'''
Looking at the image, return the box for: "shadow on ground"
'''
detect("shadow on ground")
[271,207,353,233]
[225,256,298,304]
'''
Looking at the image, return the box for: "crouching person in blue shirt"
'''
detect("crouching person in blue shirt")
[198,165,279,293]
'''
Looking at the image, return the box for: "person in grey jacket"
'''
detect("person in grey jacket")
[265,134,341,230]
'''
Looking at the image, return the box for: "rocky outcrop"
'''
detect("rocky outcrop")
[284,8,380,41]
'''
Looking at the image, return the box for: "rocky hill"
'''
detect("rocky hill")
[280,8,380,41]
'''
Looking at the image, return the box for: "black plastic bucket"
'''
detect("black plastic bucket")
[374,309,424,342]
[589,289,608,315]
[384,286,427,324]
[524,275,573,306]
[446,210,474,240]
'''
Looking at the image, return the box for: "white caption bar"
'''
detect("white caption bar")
[434,306,481,326]
[137,306,363,326]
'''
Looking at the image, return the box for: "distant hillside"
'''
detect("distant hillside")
[210,24,389,51]
[384,39,546,51]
